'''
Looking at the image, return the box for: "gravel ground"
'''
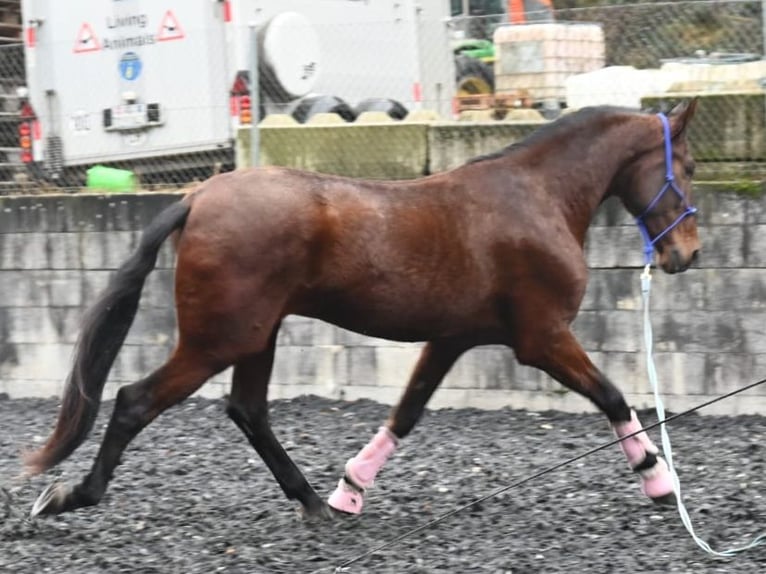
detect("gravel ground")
[1,393,765,574]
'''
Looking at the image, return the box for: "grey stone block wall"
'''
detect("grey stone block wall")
[1,187,765,416]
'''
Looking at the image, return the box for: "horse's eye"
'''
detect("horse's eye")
[684,163,696,178]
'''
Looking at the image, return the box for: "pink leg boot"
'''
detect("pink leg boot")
[613,410,676,503]
[328,426,399,514]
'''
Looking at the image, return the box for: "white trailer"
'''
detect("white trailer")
[19,0,456,184]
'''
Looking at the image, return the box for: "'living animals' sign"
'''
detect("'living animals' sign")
[74,10,185,53]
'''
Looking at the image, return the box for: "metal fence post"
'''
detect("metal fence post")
[249,22,260,169]
[763,0,766,56]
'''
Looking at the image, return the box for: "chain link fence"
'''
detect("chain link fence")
[0,42,23,192]
[1,0,765,195]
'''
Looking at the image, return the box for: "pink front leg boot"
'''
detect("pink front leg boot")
[328,426,399,514]
[613,410,676,503]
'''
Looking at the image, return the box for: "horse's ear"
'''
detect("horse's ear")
[669,98,698,137]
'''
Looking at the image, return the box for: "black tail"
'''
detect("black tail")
[25,199,191,474]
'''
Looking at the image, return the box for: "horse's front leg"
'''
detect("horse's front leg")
[328,339,469,514]
[514,325,676,505]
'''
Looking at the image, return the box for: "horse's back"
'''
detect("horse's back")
[174,166,506,342]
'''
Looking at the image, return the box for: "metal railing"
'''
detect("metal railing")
[0,1,764,195]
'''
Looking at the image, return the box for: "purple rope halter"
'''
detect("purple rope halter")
[635,113,698,266]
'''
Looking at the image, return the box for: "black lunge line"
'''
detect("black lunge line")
[330,376,766,573]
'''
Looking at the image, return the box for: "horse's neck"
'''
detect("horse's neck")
[519,115,651,244]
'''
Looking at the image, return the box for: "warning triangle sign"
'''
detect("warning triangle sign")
[73,23,101,53]
[157,10,184,42]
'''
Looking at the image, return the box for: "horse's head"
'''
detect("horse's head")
[614,99,701,274]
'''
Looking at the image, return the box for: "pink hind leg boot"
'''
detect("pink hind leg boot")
[613,410,675,501]
[328,426,399,514]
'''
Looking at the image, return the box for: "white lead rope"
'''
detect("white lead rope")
[640,264,766,558]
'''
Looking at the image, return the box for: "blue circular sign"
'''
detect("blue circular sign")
[118,52,142,81]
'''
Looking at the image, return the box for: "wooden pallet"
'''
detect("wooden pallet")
[454,91,532,113]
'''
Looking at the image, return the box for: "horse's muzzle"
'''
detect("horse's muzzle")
[663,248,699,274]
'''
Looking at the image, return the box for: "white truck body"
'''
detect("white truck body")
[20,0,455,174]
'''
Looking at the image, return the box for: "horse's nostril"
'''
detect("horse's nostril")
[690,249,700,266]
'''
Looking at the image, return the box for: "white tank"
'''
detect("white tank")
[565,66,675,110]
[493,22,605,105]
[259,12,321,100]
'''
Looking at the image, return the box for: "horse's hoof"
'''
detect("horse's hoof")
[30,482,68,517]
[650,491,677,507]
[300,501,335,522]
[327,477,364,515]
[639,457,675,503]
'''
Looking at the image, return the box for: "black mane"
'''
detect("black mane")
[466,105,645,165]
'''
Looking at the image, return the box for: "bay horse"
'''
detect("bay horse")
[26,100,700,519]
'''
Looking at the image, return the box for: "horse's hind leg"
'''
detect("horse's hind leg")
[514,326,675,505]
[31,345,217,516]
[226,329,330,520]
[328,339,468,514]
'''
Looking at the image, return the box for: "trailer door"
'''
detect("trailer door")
[23,0,231,169]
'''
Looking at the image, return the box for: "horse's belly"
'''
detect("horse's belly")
[297,292,494,343]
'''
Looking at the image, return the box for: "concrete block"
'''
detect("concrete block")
[76,232,175,271]
[457,110,499,122]
[445,346,550,392]
[259,122,429,179]
[590,196,635,227]
[698,190,747,225]
[642,93,766,161]
[747,193,766,224]
[272,345,343,390]
[700,225,745,267]
[342,345,379,387]
[2,306,81,344]
[582,268,708,314]
[111,343,175,383]
[278,317,335,347]
[193,380,228,400]
[651,310,748,353]
[581,269,642,312]
[590,350,713,402]
[209,366,233,386]
[0,342,74,381]
[259,114,298,127]
[124,307,177,346]
[503,109,546,122]
[404,110,441,122]
[445,347,514,390]
[306,113,348,125]
[703,352,759,396]
[155,243,177,270]
[0,378,66,399]
[701,269,766,311]
[741,313,766,355]
[587,351,642,393]
[373,345,423,387]
[141,270,176,309]
[80,270,111,304]
[573,310,642,353]
[0,270,84,308]
[584,227,646,268]
[355,111,395,124]
[645,268,707,311]
[0,194,183,233]
[745,224,766,267]
[427,122,541,173]
[0,232,49,270]
[641,351,707,397]
[47,233,83,269]
[332,328,411,348]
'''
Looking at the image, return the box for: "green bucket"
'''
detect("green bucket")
[86,165,136,193]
